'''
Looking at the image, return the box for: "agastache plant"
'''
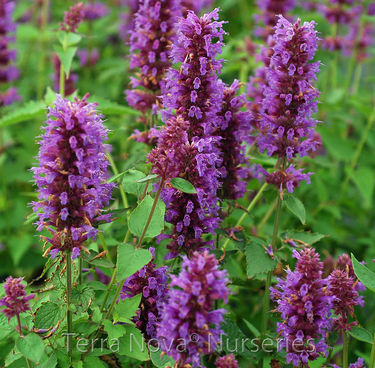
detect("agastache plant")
[157,251,229,367]
[125,0,181,141]
[151,8,225,258]
[31,94,114,259]
[215,354,240,368]
[257,15,320,193]
[0,0,20,107]
[271,247,332,367]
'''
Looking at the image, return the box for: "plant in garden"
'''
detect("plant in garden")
[157,250,229,367]
[0,0,20,106]
[0,277,34,334]
[125,0,181,143]
[271,247,332,366]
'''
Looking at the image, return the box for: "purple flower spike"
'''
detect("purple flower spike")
[217,80,252,200]
[31,94,114,258]
[121,247,168,341]
[125,0,181,115]
[328,268,364,331]
[82,2,109,20]
[0,277,34,321]
[215,354,239,368]
[60,2,84,33]
[256,16,320,193]
[271,247,332,367]
[0,0,20,107]
[157,251,229,367]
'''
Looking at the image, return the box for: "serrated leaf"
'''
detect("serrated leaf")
[103,320,127,341]
[170,177,197,194]
[72,286,95,312]
[284,195,306,225]
[351,254,375,292]
[349,325,373,344]
[16,333,45,363]
[39,354,57,368]
[245,242,276,278]
[128,195,165,239]
[119,325,149,361]
[34,302,62,329]
[113,294,142,323]
[284,231,327,246]
[150,350,175,368]
[116,244,152,281]
[0,101,46,128]
[54,45,77,78]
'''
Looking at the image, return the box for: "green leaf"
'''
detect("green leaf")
[0,101,46,128]
[58,32,82,47]
[119,325,149,361]
[71,286,95,312]
[245,242,276,278]
[351,254,375,292]
[81,250,115,269]
[39,355,57,368]
[83,356,107,368]
[113,294,142,323]
[108,171,128,184]
[128,195,166,238]
[243,319,260,337]
[284,231,327,246]
[150,350,175,368]
[44,87,57,106]
[88,95,140,116]
[136,173,159,183]
[34,302,62,329]
[349,325,373,344]
[350,167,374,209]
[54,45,78,78]
[170,177,197,194]
[103,320,127,341]
[284,195,306,225]
[16,333,45,363]
[122,169,147,196]
[116,244,153,281]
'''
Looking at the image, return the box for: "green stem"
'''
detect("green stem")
[66,252,73,358]
[339,107,375,200]
[369,332,375,368]
[136,178,164,248]
[59,33,68,97]
[107,152,129,209]
[100,268,117,313]
[99,232,113,263]
[261,193,282,341]
[222,182,268,251]
[79,257,83,285]
[352,63,362,96]
[343,331,349,368]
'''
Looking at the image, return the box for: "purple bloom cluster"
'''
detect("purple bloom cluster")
[82,2,109,21]
[215,354,239,368]
[0,277,34,321]
[0,0,20,107]
[257,16,320,192]
[157,251,229,367]
[336,253,366,292]
[327,268,364,331]
[78,48,100,67]
[332,358,367,368]
[31,95,114,259]
[255,0,295,40]
[271,247,332,367]
[152,9,226,258]
[125,0,181,116]
[121,247,168,340]
[218,80,252,200]
[60,2,84,33]
[119,0,139,41]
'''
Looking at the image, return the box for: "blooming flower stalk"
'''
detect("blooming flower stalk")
[271,247,332,366]
[151,9,226,258]
[125,0,181,117]
[157,251,229,367]
[215,354,239,368]
[257,15,320,193]
[0,0,20,107]
[0,277,34,323]
[31,94,114,259]
[121,247,168,340]
[327,268,364,331]
[218,80,252,200]
[60,2,84,33]
[255,0,295,40]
